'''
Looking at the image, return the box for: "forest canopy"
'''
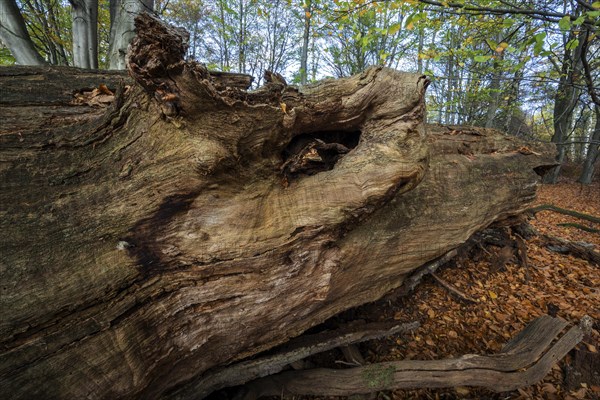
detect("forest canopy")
[0,0,599,181]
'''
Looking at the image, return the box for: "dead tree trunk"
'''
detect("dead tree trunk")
[0,14,557,400]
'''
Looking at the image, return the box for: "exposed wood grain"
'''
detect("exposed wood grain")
[237,316,587,398]
[0,14,558,400]
[166,321,418,399]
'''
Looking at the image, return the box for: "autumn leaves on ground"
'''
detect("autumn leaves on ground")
[303,181,599,400]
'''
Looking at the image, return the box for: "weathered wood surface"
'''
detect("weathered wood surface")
[0,14,557,400]
[176,321,419,400]
[236,316,590,398]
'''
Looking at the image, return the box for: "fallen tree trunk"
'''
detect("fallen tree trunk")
[0,14,557,400]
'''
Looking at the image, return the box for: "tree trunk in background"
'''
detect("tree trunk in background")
[485,32,504,129]
[544,28,585,183]
[300,0,311,85]
[0,14,557,400]
[0,0,47,65]
[108,0,154,69]
[417,26,424,74]
[504,66,523,135]
[70,0,99,69]
[216,0,230,70]
[579,106,600,184]
[485,61,503,128]
[46,2,71,65]
[237,0,246,73]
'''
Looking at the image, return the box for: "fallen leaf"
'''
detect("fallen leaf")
[98,84,114,95]
[585,342,597,353]
[571,387,587,399]
[455,386,469,395]
[488,290,498,299]
[542,383,557,393]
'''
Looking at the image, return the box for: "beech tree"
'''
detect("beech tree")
[0,0,47,65]
[70,0,99,69]
[579,104,600,183]
[108,0,154,69]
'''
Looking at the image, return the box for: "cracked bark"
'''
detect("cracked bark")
[0,14,557,400]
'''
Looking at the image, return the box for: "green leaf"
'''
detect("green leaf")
[502,18,516,28]
[388,22,401,35]
[474,55,491,62]
[485,39,497,49]
[558,16,571,31]
[592,1,600,9]
[534,32,546,55]
[566,38,579,51]
[587,10,600,17]
[573,16,585,25]
[361,35,371,47]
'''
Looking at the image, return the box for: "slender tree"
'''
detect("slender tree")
[579,105,600,183]
[299,0,312,84]
[0,0,47,65]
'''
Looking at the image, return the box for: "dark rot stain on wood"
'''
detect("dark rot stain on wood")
[127,190,201,274]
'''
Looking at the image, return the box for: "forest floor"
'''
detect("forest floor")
[299,181,600,400]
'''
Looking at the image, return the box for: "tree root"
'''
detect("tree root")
[540,234,600,266]
[526,204,600,225]
[556,223,600,233]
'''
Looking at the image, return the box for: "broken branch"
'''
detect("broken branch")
[168,321,419,399]
[526,204,600,225]
[238,316,589,398]
[541,235,600,266]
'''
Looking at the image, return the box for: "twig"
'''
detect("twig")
[431,272,478,304]
[385,249,458,300]
[340,344,366,366]
[514,233,530,283]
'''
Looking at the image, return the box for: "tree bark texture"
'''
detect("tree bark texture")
[0,0,47,65]
[108,0,154,69]
[544,28,585,184]
[70,0,99,69]
[578,105,599,184]
[0,14,557,400]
